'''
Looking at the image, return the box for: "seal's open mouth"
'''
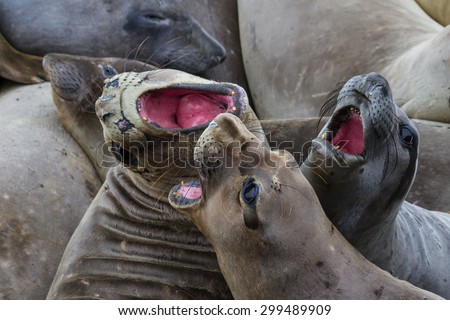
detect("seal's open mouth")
[327,106,364,155]
[137,87,240,130]
[169,180,203,209]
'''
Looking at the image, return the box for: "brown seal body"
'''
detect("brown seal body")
[301,73,450,298]
[416,0,450,26]
[47,69,264,299]
[0,33,48,84]
[0,82,102,299]
[239,0,450,123]
[169,113,442,299]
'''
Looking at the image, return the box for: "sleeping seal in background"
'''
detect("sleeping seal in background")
[238,0,450,123]
[301,72,450,298]
[0,0,226,83]
[169,113,442,300]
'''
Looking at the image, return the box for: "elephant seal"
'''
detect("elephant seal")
[180,0,250,93]
[0,0,225,75]
[238,0,450,123]
[47,69,265,299]
[0,82,102,299]
[301,73,450,298]
[169,113,442,300]
[0,33,48,84]
[416,0,450,26]
[43,53,158,180]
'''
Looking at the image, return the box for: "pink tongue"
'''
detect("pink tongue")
[139,93,226,129]
[139,94,180,128]
[176,184,202,200]
[176,94,225,128]
[331,114,364,155]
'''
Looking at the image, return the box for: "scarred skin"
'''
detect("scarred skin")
[169,113,442,300]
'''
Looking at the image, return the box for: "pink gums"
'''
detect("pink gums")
[138,89,235,129]
[331,114,364,155]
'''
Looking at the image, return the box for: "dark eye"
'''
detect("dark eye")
[98,64,118,79]
[240,177,260,208]
[399,126,415,147]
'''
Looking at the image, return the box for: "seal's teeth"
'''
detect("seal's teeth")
[181,181,185,186]
[230,90,236,96]
[231,106,237,111]
[333,145,341,150]
[321,133,327,140]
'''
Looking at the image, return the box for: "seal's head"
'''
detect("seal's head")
[302,72,419,239]
[168,114,443,300]
[168,113,321,298]
[95,70,264,183]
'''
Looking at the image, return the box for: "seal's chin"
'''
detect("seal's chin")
[327,106,365,156]
[137,87,240,131]
[169,180,203,209]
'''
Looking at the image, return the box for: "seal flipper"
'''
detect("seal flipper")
[0,33,49,84]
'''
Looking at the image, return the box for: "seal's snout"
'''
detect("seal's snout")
[359,72,393,100]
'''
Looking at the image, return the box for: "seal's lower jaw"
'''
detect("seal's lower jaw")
[136,85,243,132]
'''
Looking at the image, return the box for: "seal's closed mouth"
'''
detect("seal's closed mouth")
[328,107,364,155]
[137,88,239,130]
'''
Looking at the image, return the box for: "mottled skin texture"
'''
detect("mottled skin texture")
[0,0,226,83]
[238,0,450,123]
[301,73,450,298]
[170,113,442,300]
[47,70,264,299]
[0,82,102,299]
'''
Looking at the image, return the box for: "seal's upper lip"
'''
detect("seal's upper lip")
[324,105,365,156]
[136,85,244,132]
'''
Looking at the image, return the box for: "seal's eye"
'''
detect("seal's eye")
[100,64,118,78]
[241,178,260,208]
[240,178,260,230]
[399,126,414,147]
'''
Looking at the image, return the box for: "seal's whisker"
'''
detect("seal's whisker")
[301,165,329,185]
[140,36,187,68]
[318,83,345,133]
[279,182,309,200]
[158,51,191,70]
[133,36,151,63]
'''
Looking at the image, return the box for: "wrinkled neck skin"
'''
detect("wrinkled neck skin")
[202,175,439,300]
[47,164,231,299]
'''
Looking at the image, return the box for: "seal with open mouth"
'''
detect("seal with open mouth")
[47,69,264,299]
[301,72,450,298]
[169,113,442,299]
